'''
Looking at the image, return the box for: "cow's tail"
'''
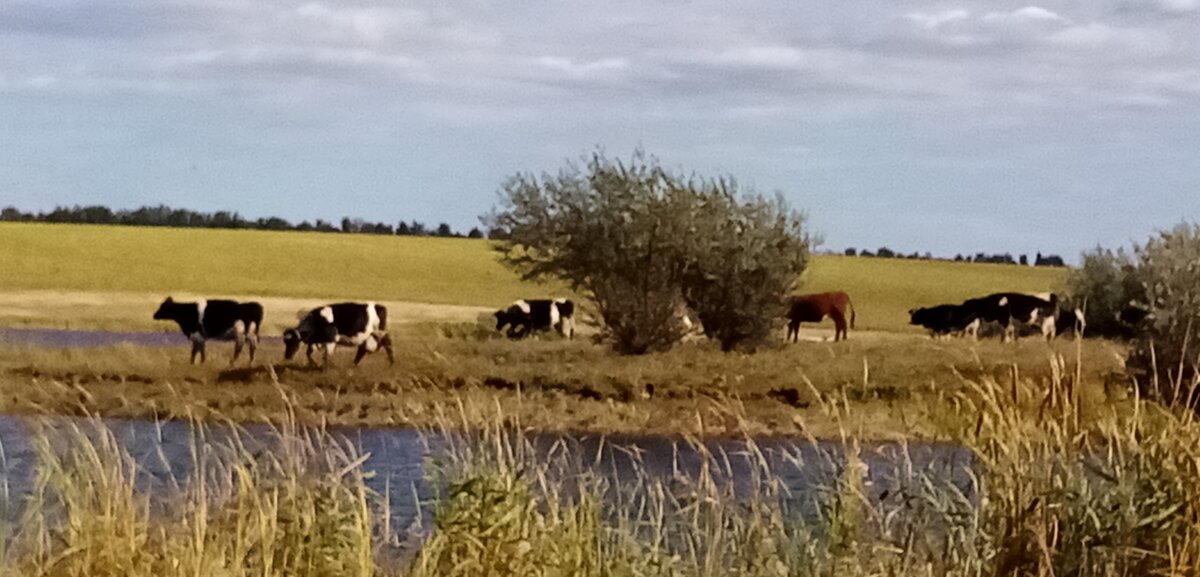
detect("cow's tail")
[375,304,389,332]
[848,297,856,330]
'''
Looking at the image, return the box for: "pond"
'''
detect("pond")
[0,414,974,536]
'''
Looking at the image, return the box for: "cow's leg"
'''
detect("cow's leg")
[379,333,396,365]
[305,344,317,366]
[830,311,847,341]
[354,344,369,365]
[1041,316,1057,340]
[231,322,246,366]
[246,327,258,363]
[190,341,203,364]
[322,343,336,368]
[786,320,798,343]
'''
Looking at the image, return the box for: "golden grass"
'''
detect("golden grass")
[0,222,561,308]
[0,222,1067,333]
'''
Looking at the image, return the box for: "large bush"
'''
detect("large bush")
[1125,224,1200,404]
[488,150,811,354]
[671,179,811,351]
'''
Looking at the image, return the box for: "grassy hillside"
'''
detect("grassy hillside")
[0,222,1068,333]
[0,222,554,306]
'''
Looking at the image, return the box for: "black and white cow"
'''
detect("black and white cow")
[494,298,575,339]
[153,297,263,364]
[282,302,394,366]
[961,292,1060,341]
[909,304,982,339]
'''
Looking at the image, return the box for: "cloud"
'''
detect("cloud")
[983,6,1068,23]
[1157,0,1200,13]
[534,56,628,78]
[905,9,971,29]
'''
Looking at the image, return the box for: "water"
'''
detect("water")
[0,414,974,534]
[0,327,977,549]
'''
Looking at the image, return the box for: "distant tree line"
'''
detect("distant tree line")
[0,204,486,239]
[842,246,1066,267]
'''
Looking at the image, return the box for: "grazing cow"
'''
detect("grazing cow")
[909,304,982,339]
[153,297,263,364]
[786,292,856,342]
[283,302,395,366]
[494,299,576,339]
[960,292,1060,342]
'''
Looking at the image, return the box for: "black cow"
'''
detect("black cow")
[153,297,263,364]
[283,302,395,366]
[494,299,575,339]
[909,304,982,339]
[961,292,1059,341]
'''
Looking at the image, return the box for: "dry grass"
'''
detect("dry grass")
[0,322,1128,439]
[0,342,1195,576]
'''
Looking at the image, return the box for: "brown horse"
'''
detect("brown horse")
[786,292,856,342]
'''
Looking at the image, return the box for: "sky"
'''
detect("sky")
[1,0,1198,259]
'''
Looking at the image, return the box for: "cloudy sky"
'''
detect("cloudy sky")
[1,0,1198,258]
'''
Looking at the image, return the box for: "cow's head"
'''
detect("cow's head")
[153,297,176,320]
[494,309,512,332]
[908,307,926,325]
[282,328,303,360]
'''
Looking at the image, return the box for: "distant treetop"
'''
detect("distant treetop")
[0,204,481,239]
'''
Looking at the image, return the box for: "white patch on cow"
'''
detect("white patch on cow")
[964,318,981,340]
[550,302,561,329]
[196,300,207,328]
[366,302,380,332]
[228,319,246,340]
[998,296,1008,307]
[363,335,379,352]
[189,332,204,343]
[319,306,334,324]
[513,300,531,314]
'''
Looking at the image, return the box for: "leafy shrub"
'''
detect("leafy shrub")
[1125,224,1200,403]
[1065,246,1142,338]
[489,149,811,354]
[671,180,811,351]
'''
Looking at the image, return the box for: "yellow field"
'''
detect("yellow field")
[0,222,1068,332]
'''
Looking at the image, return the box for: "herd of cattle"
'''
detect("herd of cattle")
[152,289,1084,365]
[152,296,579,365]
[784,290,1083,343]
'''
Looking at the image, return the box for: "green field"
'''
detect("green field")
[0,222,1069,333]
